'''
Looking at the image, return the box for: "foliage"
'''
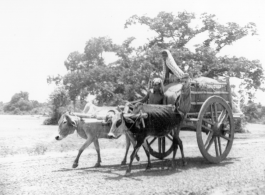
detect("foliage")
[242,102,265,123]
[43,86,71,125]
[0,102,4,114]
[3,91,45,114]
[48,11,264,106]
[234,117,248,133]
[124,12,262,89]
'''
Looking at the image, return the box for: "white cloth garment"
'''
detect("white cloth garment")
[162,50,184,82]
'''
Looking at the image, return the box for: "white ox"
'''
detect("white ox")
[55,110,139,168]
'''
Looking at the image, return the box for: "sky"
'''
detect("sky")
[0,0,264,103]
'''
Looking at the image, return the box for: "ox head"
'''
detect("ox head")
[107,111,147,139]
[101,109,117,126]
[107,112,126,139]
[55,112,79,141]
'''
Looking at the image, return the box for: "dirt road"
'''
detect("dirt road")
[0,116,265,195]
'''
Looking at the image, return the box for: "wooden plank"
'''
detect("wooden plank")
[72,112,95,118]
[191,91,229,95]
[226,77,233,109]
[191,101,229,105]
[233,113,243,119]
[187,111,223,116]
[191,81,227,85]
[123,113,148,118]
[185,118,198,122]
[187,112,199,116]
[144,104,175,109]
[191,102,204,105]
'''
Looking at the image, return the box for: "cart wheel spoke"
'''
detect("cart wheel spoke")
[148,137,157,145]
[202,124,214,133]
[162,137,165,153]
[206,137,214,152]
[218,110,228,126]
[218,109,226,123]
[220,135,231,141]
[210,104,215,123]
[158,138,161,153]
[214,137,219,157]
[166,135,173,141]
[218,137,222,155]
[204,132,213,147]
[214,103,218,123]
[202,118,214,126]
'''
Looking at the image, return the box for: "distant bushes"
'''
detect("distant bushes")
[0,102,4,114]
[234,116,248,133]
[4,92,32,112]
[242,102,265,124]
[2,91,49,115]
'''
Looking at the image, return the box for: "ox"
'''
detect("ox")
[55,111,139,168]
[108,103,187,176]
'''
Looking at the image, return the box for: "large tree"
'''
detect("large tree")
[124,12,262,87]
[48,11,264,105]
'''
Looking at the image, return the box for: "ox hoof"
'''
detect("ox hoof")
[121,161,126,165]
[171,162,176,170]
[135,155,140,162]
[171,166,176,170]
[72,163,78,168]
[145,164,152,170]
[94,163,101,167]
[124,172,132,177]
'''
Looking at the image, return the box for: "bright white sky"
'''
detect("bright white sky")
[0,0,264,103]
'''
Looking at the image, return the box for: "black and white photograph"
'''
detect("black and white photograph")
[1,0,265,194]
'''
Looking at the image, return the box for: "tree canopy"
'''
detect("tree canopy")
[48,11,264,105]
[3,91,44,113]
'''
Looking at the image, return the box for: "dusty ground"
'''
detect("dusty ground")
[0,115,265,195]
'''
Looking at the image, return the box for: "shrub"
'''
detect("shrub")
[234,116,248,133]
[242,103,265,123]
[43,86,70,125]
[13,108,21,115]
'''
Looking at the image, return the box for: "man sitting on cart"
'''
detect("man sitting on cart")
[128,78,164,106]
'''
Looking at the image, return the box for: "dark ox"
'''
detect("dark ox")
[108,103,186,176]
[55,111,139,168]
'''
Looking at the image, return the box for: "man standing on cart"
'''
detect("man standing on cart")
[161,49,185,85]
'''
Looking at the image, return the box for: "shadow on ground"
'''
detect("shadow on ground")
[53,156,238,180]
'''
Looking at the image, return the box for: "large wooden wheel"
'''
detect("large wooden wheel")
[146,131,174,159]
[196,96,235,163]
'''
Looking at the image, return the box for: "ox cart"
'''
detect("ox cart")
[73,78,238,165]
[145,78,237,164]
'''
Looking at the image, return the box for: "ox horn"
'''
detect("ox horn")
[117,105,123,112]
[65,114,77,127]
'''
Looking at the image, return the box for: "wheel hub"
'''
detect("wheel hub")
[212,123,221,136]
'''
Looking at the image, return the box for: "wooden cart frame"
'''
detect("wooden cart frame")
[146,78,237,163]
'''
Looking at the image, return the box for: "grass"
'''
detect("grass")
[28,143,48,155]
[1,146,16,157]
[0,115,264,158]
[0,115,128,157]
